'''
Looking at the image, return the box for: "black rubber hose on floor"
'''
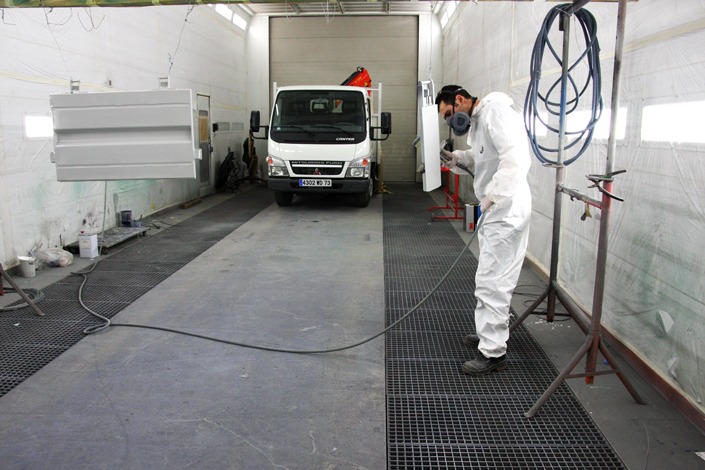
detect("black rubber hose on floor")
[78,215,484,353]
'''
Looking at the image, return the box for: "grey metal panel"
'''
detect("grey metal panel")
[270,15,418,182]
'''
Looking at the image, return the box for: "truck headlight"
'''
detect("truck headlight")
[267,156,289,177]
[346,157,370,178]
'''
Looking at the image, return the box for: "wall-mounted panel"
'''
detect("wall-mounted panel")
[50,89,201,181]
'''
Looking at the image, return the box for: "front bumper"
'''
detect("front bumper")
[268,178,370,194]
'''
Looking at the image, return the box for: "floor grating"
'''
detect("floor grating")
[383,184,624,469]
[0,186,272,399]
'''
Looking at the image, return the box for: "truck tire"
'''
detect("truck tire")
[275,191,294,207]
[353,178,373,207]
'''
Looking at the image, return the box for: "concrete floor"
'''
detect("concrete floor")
[0,183,704,469]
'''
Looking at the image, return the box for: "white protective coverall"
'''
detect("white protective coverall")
[452,92,532,358]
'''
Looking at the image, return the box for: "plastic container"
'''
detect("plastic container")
[464,204,480,233]
[18,256,36,278]
[78,232,99,258]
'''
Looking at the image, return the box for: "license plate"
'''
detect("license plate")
[299,179,332,187]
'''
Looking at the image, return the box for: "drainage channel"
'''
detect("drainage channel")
[0,185,272,398]
[383,184,624,469]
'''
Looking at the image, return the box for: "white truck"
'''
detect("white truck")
[250,83,391,207]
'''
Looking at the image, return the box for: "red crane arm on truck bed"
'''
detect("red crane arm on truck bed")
[340,67,371,88]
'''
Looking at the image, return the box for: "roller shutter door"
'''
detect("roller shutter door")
[270,16,418,182]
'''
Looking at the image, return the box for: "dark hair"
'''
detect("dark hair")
[435,85,472,110]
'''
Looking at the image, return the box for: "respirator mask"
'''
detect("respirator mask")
[446,111,471,136]
[445,95,477,136]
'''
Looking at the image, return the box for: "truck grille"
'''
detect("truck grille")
[290,160,344,176]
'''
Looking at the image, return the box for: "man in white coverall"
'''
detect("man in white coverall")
[435,85,532,376]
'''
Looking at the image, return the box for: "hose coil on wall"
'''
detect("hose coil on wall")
[524,4,602,166]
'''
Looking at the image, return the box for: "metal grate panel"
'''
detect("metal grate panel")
[386,291,476,312]
[386,277,474,294]
[0,299,91,322]
[79,285,155,304]
[387,443,624,469]
[384,262,478,281]
[387,394,610,446]
[0,186,273,398]
[0,344,68,379]
[57,270,171,287]
[0,318,86,348]
[383,184,624,469]
[386,330,549,360]
[88,259,186,273]
[385,359,573,397]
[385,308,475,332]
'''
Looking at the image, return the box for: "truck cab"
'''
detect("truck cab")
[251,85,391,207]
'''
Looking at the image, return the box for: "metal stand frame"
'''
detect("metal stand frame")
[429,167,464,220]
[0,264,45,317]
[511,0,645,418]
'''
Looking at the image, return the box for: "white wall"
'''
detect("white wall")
[440,0,705,415]
[246,14,269,177]
[0,6,248,266]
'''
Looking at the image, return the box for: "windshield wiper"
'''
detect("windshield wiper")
[277,125,315,136]
[310,124,355,137]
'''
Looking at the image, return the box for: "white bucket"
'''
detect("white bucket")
[18,256,36,278]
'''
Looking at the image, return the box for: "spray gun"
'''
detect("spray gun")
[439,139,474,178]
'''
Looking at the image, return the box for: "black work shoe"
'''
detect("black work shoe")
[463,334,480,347]
[462,354,508,376]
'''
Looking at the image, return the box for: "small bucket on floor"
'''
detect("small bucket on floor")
[18,256,36,278]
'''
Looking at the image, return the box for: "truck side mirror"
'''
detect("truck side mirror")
[380,112,392,135]
[250,111,260,133]
[371,112,392,141]
[249,110,269,140]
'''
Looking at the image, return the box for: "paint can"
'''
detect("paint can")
[464,204,480,233]
[78,232,99,259]
[120,210,133,227]
[18,256,36,278]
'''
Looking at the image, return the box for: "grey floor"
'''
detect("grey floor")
[0,183,703,469]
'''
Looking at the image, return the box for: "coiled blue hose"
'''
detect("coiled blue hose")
[524,4,603,166]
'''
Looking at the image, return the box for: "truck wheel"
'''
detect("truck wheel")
[353,179,373,207]
[275,191,294,207]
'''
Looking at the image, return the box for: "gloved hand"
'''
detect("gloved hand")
[480,197,494,213]
[440,149,457,169]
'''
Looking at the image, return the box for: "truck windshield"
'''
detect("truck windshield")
[270,90,366,144]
